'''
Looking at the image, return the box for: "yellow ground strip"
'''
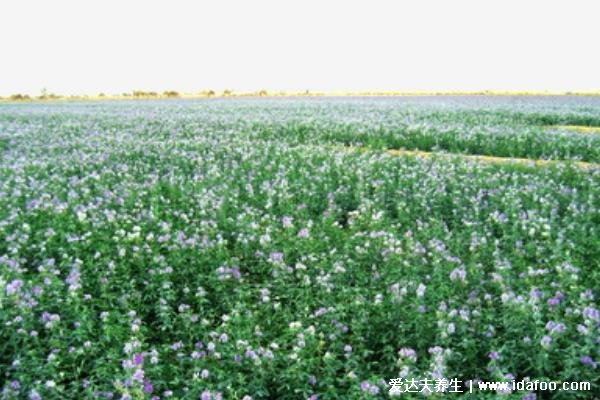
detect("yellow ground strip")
[552,125,600,134]
[4,92,600,103]
[340,146,599,170]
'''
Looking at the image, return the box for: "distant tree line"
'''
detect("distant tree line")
[8,94,32,101]
[5,89,600,102]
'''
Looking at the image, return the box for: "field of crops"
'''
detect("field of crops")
[1,96,599,399]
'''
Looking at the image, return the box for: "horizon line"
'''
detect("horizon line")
[3,89,600,102]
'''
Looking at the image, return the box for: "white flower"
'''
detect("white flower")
[416,283,426,298]
[289,321,302,330]
[76,211,86,222]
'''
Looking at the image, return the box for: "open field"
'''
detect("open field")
[1,97,600,399]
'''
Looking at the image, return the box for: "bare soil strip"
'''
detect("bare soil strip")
[340,146,600,170]
[551,125,600,134]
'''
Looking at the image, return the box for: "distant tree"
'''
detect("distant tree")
[132,90,159,98]
[163,90,180,98]
[198,90,216,97]
[98,93,106,98]
[222,89,232,97]
[10,94,31,101]
[257,89,268,97]
[38,90,59,100]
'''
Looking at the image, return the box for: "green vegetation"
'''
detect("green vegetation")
[0,97,599,399]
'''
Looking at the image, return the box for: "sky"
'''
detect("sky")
[1,0,599,96]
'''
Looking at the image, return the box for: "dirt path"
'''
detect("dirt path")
[340,146,600,170]
[551,125,600,134]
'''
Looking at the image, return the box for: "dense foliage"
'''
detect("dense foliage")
[1,97,599,399]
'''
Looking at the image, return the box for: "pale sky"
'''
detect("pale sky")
[1,0,599,96]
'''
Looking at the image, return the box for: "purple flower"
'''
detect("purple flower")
[143,380,154,394]
[582,307,599,321]
[6,279,23,296]
[360,381,380,394]
[29,390,42,400]
[132,368,145,383]
[157,234,170,243]
[449,267,467,282]
[245,349,258,360]
[66,268,81,292]
[308,375,317,386]
[547,297,560,307]
[269,252,284,263]
[540,335,552,348]
[580,289,595,301]
[133,353,144,366]
[488,351,500,360]
[298,228,310,238]
[314,307,327,317]
[171,341,183,351]
[398,347,417,362]
[545,321,566,334]
[201,390,212,400]
[529,288,543,300]
[580,356,597,368]
[178,304,190,313]
[522,393,537,400]
[577,324,589,335]
[282,216,293,228]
